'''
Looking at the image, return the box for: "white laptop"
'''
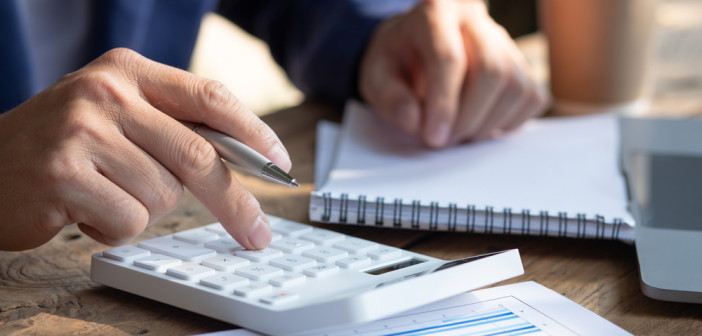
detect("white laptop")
[619,116,702,303]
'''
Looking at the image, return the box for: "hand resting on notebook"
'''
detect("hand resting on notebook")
[359,0,550,148]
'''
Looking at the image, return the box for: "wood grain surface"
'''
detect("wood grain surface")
[2,3,701,334]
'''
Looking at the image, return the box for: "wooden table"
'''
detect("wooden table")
[2,3,702,334]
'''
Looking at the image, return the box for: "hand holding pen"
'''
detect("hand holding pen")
[0,49,290,251]
[191,124,299,188]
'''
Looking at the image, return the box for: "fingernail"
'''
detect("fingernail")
[247,215,272,250]
[427,122,451,148]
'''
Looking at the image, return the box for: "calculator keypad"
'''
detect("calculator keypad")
[269,237,315,254]
[133,254,181,272]
[235,263,284,281]
[303,263,339,278]
[201,255,249,271]
[102,220,409,306]
[333,238,378,254]
[166,262,216,280]
[234,282,273,297]
[302,246,348,263]
[269,255,317,272]
[269,272,306,287]
[138,237,216,261]
[235,248,284,262]
[336,255,372,269]
[200,273,249,290]
[103,246,150,262]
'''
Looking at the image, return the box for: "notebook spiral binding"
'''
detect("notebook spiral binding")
[318,192,626,240]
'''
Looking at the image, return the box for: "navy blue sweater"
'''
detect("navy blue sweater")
[0,0,415,112]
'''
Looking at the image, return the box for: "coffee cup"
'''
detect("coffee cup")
[539,0,657,116]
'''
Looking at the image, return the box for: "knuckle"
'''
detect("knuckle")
[62,69,132,110]
[45,151,85,191]
[56,105,113,147]
[507,74,530,100]
[230,190,260,220]
[422,0,445,12]
[436,48,465,71]
[249,124,278,148]
[197,79,237,113]
[242,125,284,161]
[164,183,184,211]
[178,135,219,178]
[151,182,184,217]
[99,48,142,68]
[477,59,508,89]
[114,205,149,241]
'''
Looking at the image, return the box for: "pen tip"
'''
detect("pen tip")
[261,163,300,188]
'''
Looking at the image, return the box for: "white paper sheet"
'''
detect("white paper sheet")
[321,102,632,223]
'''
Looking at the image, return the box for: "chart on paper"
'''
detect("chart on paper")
[199,282,630,336]
[314,296,575,336]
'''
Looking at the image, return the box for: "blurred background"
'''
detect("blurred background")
[188,0,702,118]
[189,13,303,117]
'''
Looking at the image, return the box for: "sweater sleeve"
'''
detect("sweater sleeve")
[216,0,417,105]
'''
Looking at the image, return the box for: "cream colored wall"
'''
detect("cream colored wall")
[189,14,304,117]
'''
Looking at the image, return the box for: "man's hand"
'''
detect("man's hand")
[0,48,290,251]
[359,0,550,148]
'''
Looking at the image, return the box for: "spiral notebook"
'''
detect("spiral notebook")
[310,101,635,242]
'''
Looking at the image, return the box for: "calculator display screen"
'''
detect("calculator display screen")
[372,252,498,287]
[365,258,426,275]
[430,254,492,273]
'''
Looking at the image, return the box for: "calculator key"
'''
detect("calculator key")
[270,221,313,237]
[134,254,181,272]
[138,237,216,262]
[269,272,306,287]
[235,248,283,262]
[367,247,403,261]
[200,273,249,290]
[336,256,371,269]
[333,238,379,254]
[173,228,220,244]
[204,237,244,254]
[234,282,272,298]
[270,255,317,272]
[270,231,283,242]
[166,262,216,281]
[202,255,249,271]
[270,238,315,254]
[266,215,284,226]
[260,292,299,306]
[299,229,345,245]
[204,223,229,236]
[102,246,150,262]
[235,263,284,281]
[303,263,339,278]
[302,246,348,263]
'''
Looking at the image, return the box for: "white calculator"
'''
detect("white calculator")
[91,215,524,335]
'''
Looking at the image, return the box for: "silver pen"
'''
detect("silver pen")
[192,124,299,188]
